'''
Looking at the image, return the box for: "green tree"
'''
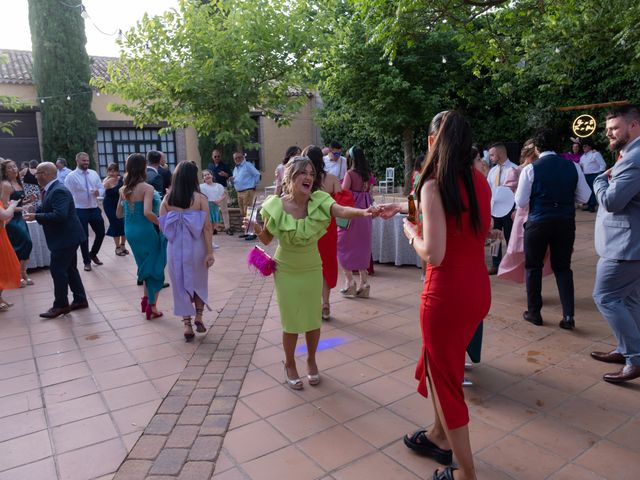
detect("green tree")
[27,0,98,166]
[317,13,472,192]
[95,0,327,150]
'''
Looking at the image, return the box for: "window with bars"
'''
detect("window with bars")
[96,128,176,177]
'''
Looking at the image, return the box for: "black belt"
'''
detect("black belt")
[237,188,256,193]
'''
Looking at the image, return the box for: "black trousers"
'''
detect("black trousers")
[50,245,87,308]
[491,211,514,268]
[524,219,575,317]
[77,208,105,265]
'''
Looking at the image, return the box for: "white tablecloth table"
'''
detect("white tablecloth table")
[372,215,421,267]
[26,221,50,269]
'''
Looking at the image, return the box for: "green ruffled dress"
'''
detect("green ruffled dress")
[260,191,335,333]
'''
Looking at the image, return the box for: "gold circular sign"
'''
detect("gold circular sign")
[572,114,597,138]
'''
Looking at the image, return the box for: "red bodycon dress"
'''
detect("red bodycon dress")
[415,169,492,430]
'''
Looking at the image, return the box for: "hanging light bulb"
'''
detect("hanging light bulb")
[66,95,71,100]
[96,91,100,96]
[554,47,560,54]
[40,98,45,104]
[80,5,89,20]
[441,56,447,64]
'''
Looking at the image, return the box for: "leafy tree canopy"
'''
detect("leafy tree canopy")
[95,0,328,149]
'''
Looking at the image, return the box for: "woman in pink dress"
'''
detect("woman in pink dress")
[337,146,374,298]
[498,140,551,282]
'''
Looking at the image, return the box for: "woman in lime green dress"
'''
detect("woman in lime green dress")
[254,157,374,389]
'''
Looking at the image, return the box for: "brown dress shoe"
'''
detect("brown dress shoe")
[39,306,71,319]
[603,365,640,383]
[69,301,89,311]
[591,351,626,364]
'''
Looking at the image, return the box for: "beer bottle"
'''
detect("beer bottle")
[407,195,417,223]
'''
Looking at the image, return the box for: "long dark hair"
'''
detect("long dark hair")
[283,146,301,165]
[166,160,200,209]
[347,146,371,184]
[0,159,23,188]
[416,110,481,233]
[121,153,146,202]
[302,145,325,192]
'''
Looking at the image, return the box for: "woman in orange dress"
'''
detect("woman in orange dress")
[403,111,491,480]
[0,196,22,310]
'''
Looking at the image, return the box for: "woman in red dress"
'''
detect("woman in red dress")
[403,111,491,480]
[0,197,21,310]
[304,145,342,320]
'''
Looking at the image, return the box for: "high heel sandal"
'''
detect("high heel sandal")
[194,307,206,333]
[140,296,148,313]
[339,282,357,297]
[183,317,195,342]
[307,366,321,386]
[356,284,370,298]
[283,362,303,390]
[145,303,163,320]
[322,304,331,321]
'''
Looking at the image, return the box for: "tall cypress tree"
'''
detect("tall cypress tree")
[28,0,97,167]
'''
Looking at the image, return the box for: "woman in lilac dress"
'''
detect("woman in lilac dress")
[337,146,374,298]
[160,161,215,341]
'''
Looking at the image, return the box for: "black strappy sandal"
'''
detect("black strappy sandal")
[404,430,453,465]
[433,466,458,480]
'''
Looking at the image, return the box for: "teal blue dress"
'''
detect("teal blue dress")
[123,192,167,303]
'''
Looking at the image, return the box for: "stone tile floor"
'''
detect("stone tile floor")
[1,211,639,479]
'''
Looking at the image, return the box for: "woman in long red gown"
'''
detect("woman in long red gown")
[403,111,491,480]
[304,145,342,320]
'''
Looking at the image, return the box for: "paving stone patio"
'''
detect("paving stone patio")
[1,211,639,480]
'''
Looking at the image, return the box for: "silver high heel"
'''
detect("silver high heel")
[340,282,357,297]
[307,372,321,386]
[283,362,303,390]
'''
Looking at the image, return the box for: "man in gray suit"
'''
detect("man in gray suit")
[591,105,640,383]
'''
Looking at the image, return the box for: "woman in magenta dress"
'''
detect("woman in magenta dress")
[160,161,215,341]
[403,111,491,480]
[337,146,374,298]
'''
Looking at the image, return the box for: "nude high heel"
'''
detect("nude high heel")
[339,281,357,297]
[356,284,370,298]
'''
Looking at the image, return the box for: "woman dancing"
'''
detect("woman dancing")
[160,161,214,341]
[250,157,375,389]
[116,153,167,320]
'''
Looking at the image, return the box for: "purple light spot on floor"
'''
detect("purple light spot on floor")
[295,337,348,355]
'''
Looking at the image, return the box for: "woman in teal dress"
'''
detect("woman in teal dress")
[252,157,375,389]
[117,153,167,320]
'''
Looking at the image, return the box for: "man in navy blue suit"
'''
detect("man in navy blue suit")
[24,162,88,318]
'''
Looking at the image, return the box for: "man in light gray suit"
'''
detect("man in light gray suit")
[591,105,640,383]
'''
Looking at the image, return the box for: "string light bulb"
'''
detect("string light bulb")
[441,56,447,64]
[40,98,45,103]
[80,5,89,19]
[66,95,71,100]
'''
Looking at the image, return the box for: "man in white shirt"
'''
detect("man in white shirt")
[56,158,72,184]
[64,152,105,271]
[515,129,591,330]
[323,141,348,182]
[486,143,517,274]
[579,140,608,212]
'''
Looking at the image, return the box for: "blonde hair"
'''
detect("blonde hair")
[282,156,316,195]
[520,139,536,164]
